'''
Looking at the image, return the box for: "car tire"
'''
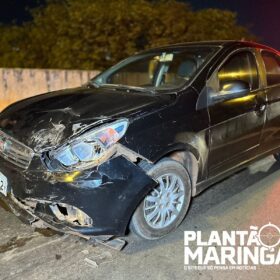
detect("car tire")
[130,159,192,240]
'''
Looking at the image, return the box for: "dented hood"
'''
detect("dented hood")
[0,86,172,151]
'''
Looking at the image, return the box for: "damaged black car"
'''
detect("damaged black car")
[0,40,280,241]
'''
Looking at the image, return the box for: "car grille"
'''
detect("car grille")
[0,130,34,169]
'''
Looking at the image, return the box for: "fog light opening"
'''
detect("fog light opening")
[50,203,93,227]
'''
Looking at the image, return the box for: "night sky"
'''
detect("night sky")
[0,0,279,49]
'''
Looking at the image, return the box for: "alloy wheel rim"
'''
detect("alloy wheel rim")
[143,173,185,229]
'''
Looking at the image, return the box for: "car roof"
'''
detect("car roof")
[142,40,279,54]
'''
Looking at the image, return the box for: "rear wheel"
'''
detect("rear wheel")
[130,159,192,240]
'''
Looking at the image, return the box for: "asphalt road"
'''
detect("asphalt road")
[0,156,279,280]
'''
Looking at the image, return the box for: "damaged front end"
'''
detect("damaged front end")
[0,119,157,241]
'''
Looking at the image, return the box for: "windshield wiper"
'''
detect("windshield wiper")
[87,81,101,88]
[100,84,155,94]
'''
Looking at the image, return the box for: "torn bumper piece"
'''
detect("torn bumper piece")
[0,156,157,237]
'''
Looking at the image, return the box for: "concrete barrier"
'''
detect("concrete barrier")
[0,68,100,111]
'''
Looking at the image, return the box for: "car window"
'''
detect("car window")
[108,56,159,87]
[92,47,219,91]
[261,51,280,86]
[104,50,213,89]
[218,51,259,91]
[109,53,200,88]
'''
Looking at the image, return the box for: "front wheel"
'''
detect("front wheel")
[130,159,192,240]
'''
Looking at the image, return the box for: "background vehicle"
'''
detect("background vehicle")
[0,41,279,240]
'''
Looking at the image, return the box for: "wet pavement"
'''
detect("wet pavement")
[0,156,279,280]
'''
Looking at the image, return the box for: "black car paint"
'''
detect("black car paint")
[0,156,156,236]
[0,41,279,237]
[0,87,172,151]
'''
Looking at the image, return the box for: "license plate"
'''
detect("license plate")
[0,172,8,196]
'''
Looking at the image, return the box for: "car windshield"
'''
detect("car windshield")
[91,46,218,92]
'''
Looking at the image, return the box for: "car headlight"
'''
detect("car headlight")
[48,119,129,170]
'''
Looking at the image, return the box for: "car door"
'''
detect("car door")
[207,49,267,177]
[258,50,280,154]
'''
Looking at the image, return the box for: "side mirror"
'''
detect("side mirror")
[211,80,250,103]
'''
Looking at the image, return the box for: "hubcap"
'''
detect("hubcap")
[143,173,185,229]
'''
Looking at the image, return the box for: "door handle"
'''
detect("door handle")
[258,104,266,112]
[254,102,266,115]
[253,95,266,115]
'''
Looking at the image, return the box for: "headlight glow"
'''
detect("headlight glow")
[49,119,128,170]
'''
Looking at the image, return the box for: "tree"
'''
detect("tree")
[0,0,256,70]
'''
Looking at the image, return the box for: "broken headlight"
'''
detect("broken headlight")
[47,119,129,170]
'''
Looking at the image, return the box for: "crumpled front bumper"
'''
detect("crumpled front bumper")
[0,155,156,237]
